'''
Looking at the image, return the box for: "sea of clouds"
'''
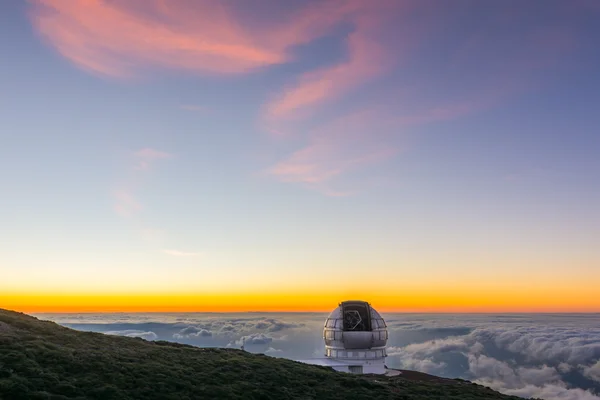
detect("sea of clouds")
[36,312,600,400]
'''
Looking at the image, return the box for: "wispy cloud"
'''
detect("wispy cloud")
[260,2,426,194]
[133,148,172,171]
[30,1,583,197]
[266,29,388,121]
[267,110,397,195]
[28,0,283,77]
[27,0,372,79]
[264,2,412,125]
[261,1,581,195]
[266,94,492,195]
[162,249,203,257]
[113,189,142,218]
[105,330,158,341]
[113,148,172,218]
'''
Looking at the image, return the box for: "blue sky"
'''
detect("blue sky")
[1,0,599,311]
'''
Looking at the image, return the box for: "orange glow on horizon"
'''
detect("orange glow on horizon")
[3,287,598,314]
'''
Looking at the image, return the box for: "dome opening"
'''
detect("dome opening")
[341,301,372,332]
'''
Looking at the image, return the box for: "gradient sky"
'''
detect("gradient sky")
[1,0,599,312]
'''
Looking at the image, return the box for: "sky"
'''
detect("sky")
[39,312,600,400]
[1,0,599,312]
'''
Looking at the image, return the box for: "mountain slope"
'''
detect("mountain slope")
[0,309,533,400]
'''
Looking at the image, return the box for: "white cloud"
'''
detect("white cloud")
[246,318,303,332]
[468,354,561,390]
[45,312,600,400]
[265,347,283,354]
[385,323,600,400]
[559,362,573,373]
[503,384,600,400]
[492,327,600,364]
[173,326,212,339]
[105,330,158,341]
[163,249,203,257]
[583,361,600,383]
[236,333,273,346]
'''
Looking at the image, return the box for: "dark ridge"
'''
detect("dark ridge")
[0,308,541,400]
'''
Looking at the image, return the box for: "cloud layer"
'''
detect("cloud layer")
[38,312,600,400]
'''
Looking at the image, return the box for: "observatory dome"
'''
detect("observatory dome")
[323,300,388,363]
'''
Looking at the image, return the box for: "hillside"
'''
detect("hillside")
[0,309,535,400]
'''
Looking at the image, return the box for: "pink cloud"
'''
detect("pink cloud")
[266,30,388,121]
[113,190,142,217]
[267,96,500,194]
[30,1,581,197]
[267,110,398,194]
[28,0,284,77]
[269,135,395,185]
[265,3,412,123]
[260,2,425,193]
[27,0,376,78]
[113,148,172,217]
[265,17,572,195]
[133,148,172,171]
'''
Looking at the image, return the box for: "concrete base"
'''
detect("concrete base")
[296,357,386,374]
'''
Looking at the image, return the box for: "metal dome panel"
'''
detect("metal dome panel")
[323,300,388,360]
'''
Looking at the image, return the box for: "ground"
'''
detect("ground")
[0,309,538,400]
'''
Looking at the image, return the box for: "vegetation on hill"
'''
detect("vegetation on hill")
[0,309,537,400]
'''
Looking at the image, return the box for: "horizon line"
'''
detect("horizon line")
[25,310,600,315]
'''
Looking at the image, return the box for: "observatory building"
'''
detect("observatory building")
[298,300,389,375]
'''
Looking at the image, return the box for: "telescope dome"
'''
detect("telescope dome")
[323,300,388,360]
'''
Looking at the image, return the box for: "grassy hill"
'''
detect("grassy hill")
[0,308,536,400]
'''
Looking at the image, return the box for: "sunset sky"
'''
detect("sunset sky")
[1,0,599,313]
